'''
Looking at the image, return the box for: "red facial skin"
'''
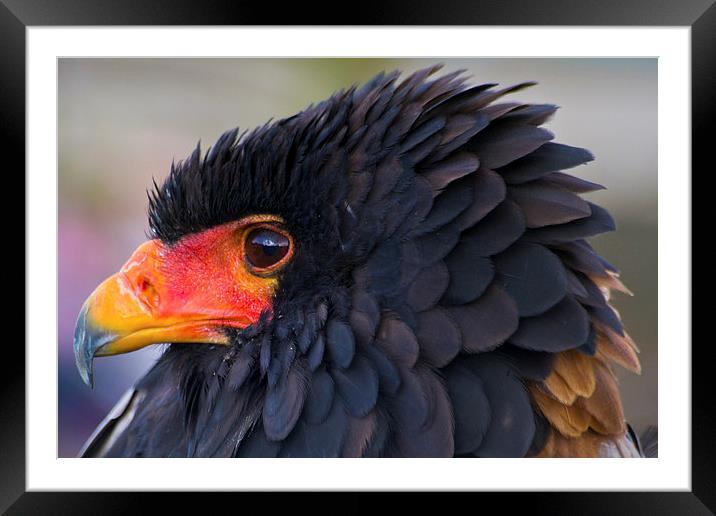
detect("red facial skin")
[80,216,292,357]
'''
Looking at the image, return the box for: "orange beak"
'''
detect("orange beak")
[74,222,278,387]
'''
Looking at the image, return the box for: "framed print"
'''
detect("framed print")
[5,0,709,513]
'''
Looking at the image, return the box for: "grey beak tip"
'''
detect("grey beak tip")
[73,305,94,388]
[78,357,95,389]
[73,303,113,389]
[79,364,94,389]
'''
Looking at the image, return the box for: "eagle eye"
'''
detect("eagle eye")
[244,226,292,274]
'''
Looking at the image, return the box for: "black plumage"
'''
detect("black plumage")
[526,202,616,243]
[507,180,592,228]
[496,344,555,381]
[542,171,605,193]
[463,355,535,457]
[498,142,594,184]
[375,316,420,368]
[508,296,591,352]
[447,283,519,353]
[263,363,308,441]
[443,246,494,305]
[444,362,491,454]
[331,355,379,418]
[414,227,461,266]
[552,239,615,278]
[325,319,356,369]
[306,332,325,372]
[415,308,462,367]
[454,168,506,230]
[415,177,474,235]
[459,200,526,256]
[406,260,450,311]
[494,242,567,316]
[77,65,640,459]
[302,367,335,424]
[467,121,554,169]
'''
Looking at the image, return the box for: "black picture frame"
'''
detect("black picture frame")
[4,1,708,513]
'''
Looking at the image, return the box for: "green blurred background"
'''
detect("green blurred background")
[58,58,657,457]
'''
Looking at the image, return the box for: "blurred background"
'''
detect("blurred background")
[58,58,657,457]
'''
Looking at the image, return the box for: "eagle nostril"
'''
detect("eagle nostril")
[136,275,160,310]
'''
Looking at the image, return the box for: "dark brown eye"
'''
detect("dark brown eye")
[245,227,291,271]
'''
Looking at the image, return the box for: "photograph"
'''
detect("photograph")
[58,57,658,459]
[7,7,704,508]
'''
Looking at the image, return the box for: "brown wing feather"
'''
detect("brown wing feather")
[528,273,642,457]
[530,386,591,437]
[595,326,641,373]
[553,349,596,398]
[531,428,641,458]
[542,370,579,405]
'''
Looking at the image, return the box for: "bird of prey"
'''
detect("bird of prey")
[73,65,647,458]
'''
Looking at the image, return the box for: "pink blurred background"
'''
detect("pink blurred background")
[58,58,658,457]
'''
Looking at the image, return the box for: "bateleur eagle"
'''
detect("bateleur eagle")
[73,65,646,458]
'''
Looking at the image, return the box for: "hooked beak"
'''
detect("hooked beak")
[73,239,254,387]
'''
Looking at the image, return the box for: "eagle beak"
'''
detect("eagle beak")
[73,239,252,387]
